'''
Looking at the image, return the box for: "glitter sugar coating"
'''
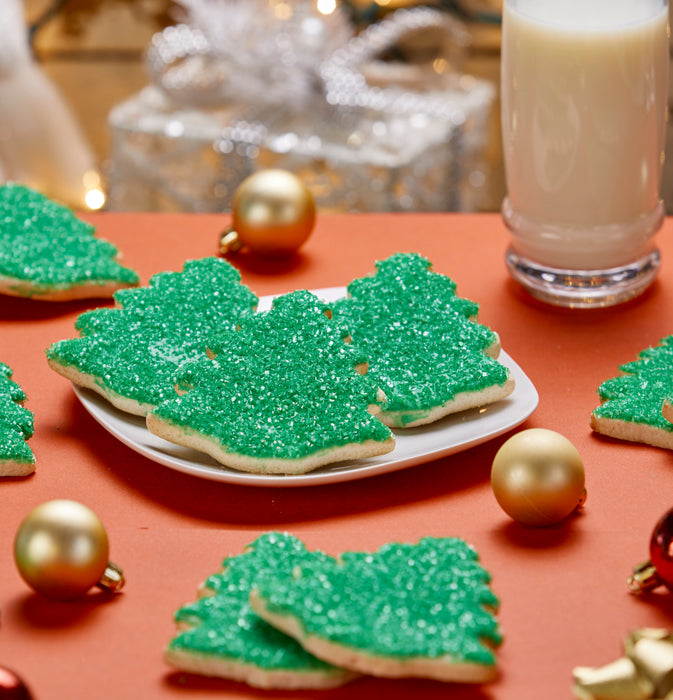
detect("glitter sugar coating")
[46,257,258,410]
[167,532,341,674]
[254,535,502,666]
[0,362,35,465]
[0,183,138,289]
[152,290,392,461]
[593,335,673,432]
[331,253,511,417]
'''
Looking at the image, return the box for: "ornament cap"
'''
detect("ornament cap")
[97,562,125,594]
[628,560,661,594]
[219,227,243,255]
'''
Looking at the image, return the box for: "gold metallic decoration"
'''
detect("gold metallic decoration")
[13,499,125,601]
[573,629,673,700]
[219,169,316,258]
[491,428,586,527]
[628,561,662,595]
[573,657,654,700]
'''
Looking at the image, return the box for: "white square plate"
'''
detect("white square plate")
[73,287,538,487]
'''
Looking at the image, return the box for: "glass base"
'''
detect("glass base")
[505,248,660,308]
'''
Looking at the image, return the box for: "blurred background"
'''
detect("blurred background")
[13,0,673,215]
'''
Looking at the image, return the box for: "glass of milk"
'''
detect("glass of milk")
[501,0,669,307]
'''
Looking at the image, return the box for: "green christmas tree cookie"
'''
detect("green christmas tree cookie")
[250,535,502,683]
[0,362,35,476]
[46,257,258,416]
[0,183,139,300]
[591,336,673,449]
[331,253,514,427]
[146,290,395,474]
[165,532,356,689]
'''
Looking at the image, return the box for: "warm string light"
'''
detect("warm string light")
[82,170,106,211]
[273,1,293,20]
[317,0,337,13]
[272,0,337,18]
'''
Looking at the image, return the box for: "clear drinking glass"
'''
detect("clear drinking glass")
[501,0,669,307]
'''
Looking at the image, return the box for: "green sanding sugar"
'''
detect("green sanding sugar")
[593,336,673,432]
[0,183,138,290]
[46,257,258,411]
[332,253,510,417]
[167,532,342,675]
[254,535,502,666]
[0,362,35,466]
[151,290,392,460]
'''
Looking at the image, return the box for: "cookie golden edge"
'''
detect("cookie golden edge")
[0,459,35,477]
[590,413,673,450]
[46,357,152,416]
[249,590,498,683]
[145,413,396,475]
[0,274,137,302]
[164,645,357,690]
[381,376,516,429]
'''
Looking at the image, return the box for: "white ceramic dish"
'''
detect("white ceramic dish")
[73,287,538,487]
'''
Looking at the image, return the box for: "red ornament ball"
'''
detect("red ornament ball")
[0,666,32,700]
[649,507,673,590]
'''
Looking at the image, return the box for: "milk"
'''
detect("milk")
[501,0,669,269]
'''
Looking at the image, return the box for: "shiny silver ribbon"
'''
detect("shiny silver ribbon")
[144,5,490,123]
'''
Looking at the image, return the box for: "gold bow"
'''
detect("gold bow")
[573,629,673,700]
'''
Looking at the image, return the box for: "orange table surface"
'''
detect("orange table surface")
[2,212,673,700]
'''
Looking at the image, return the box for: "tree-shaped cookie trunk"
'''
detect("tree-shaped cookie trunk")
[332,253,514,427]
[249,535,502,683]
[591,335,673,449]
[46,257,258,415]
[146,290,395,474]
[0,183,139,300]
[165,532,356,689]
[0,362,35,476]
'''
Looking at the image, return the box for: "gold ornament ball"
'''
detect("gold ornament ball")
[491,428,586,527]
[227,169,316,257]
[14,500,112,600]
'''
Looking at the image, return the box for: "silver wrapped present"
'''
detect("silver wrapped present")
[107,4,494,213]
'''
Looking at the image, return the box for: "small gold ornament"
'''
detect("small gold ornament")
[220,169,316,258]
[13,499,124,601]
[491,428,586,527]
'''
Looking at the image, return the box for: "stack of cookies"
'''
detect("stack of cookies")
[164,532,502,689]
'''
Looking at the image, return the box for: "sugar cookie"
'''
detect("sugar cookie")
[46,257,258,415]
[165,532,356,689]
[591,336,673,449]
[0,183,138,300]
[0,362,35,476]
[332,253,514,427]
[250,535,502,683]
[146,290,395,474]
